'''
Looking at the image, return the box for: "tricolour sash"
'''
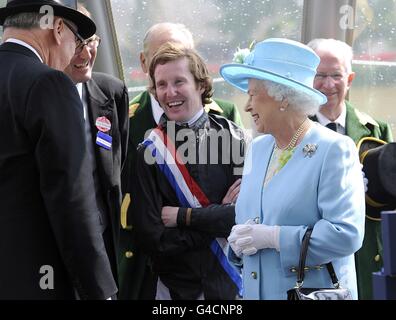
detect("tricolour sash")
[143,127,242,295]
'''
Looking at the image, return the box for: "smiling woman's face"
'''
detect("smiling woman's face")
[245,79,280,134]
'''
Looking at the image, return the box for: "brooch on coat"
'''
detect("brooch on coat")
[303,144,318,158]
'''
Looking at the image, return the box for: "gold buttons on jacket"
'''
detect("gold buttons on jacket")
[374,254,381,262]
[125,251,134,258]
[251,272,257,279]
[290,265,323,273]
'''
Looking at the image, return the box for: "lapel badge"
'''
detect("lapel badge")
[96,131,112,150]
[303,143,318,158]
[95,116,111,132]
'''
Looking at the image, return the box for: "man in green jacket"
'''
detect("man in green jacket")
[119,22,243,299]
[308,38,393,299]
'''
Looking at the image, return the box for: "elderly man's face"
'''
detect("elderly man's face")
[49,19,81,71]
[313,49,354,119]
[65,35,100,83]
[154,57,204,123]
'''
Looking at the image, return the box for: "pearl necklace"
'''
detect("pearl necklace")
[276,118,309,150]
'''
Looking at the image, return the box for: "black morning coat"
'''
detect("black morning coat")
[82,72,129,285]
[0,42,117,299]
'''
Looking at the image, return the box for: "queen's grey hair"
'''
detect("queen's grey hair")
[3,12,44,30]
[262,80,321,116]
[143,22,194,57]
[307,38,353,73]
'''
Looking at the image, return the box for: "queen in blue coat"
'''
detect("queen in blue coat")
[220,38,365,299]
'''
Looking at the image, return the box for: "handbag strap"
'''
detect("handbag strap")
[325,262,340,288]
[296,228,340,288]
[296,228,313,285]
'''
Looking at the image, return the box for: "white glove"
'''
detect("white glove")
[229,237,244,257]
[228,224,280,256]
[362,170,368,193]
[360,164,368,193]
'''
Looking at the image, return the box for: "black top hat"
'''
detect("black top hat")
[0,0,95,39]
[357,137,396,220]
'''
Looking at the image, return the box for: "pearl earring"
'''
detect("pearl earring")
[280,99,288,112]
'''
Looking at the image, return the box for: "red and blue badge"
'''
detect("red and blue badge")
[95,116,111,132]
[96,131,112,150]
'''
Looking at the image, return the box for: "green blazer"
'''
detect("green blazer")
[118,91,242,299]
[313,101,393,300]
[345,102,393,300]
[343,101,392,144]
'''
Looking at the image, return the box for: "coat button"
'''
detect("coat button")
[251,272,257,279]
[374,254,381,262]
[290,267,297,273]
[125,251,134,258]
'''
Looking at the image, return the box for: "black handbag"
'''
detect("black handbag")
[287,228,353,300]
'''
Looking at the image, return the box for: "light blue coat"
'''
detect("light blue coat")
[235,123,365,300]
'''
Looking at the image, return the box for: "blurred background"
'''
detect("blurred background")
[1,0,395,135]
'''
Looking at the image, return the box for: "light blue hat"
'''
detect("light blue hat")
[220,38,327,105]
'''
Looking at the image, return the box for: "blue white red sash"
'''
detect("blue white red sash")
[143,127,242,295]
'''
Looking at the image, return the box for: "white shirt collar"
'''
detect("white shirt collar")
[180,108,204,126]
[75,83,88,121]
[5,38,43,63]
[316,105,346,129]
[150,93,164,125]
[76,83,83,100]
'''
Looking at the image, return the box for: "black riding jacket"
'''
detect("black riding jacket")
[131,112,247,299]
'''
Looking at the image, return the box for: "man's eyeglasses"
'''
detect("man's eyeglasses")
[314,73,344,81]
[63,19,84,48]
[75,36,101,54]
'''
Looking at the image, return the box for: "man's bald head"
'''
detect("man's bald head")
[140,22,194,74]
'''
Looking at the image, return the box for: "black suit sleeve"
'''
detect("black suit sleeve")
[25,71,117,299]
[177,205,235,238]
[115,83,129,171]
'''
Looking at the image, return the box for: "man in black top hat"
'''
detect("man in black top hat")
[0,0,117,299]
